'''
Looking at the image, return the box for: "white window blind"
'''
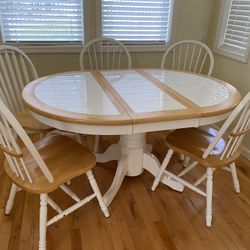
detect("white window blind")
[0,0,84,44]
[216,0,250,62]
[101,0,174,44]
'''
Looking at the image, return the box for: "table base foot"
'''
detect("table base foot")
[103,156,128,206]
[95,143,121,163]
[143,152,184,192]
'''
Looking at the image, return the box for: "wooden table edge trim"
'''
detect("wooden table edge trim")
[136,69,201,111]
[91,71,135,117]
[138,69,242,118]
[22,77,132,126]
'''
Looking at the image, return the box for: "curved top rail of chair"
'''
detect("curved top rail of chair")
[80,37,132,70]
[161,40,214,76]
[22,69,241,133]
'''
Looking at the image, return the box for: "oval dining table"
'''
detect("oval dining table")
[22,69,241,206]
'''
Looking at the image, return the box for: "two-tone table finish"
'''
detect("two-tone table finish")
[22,69,241,206]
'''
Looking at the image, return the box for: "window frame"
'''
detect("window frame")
[214,0,250,63]
[96,0,178,52]
[0,0,86,53]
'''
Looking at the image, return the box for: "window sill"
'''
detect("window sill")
[5,44,84,54]
[214,47,249,63]
[125,44,168,53]
[2,43,169,54]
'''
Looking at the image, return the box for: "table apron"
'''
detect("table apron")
[31,112,133,135]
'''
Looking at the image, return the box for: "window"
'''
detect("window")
[0,0,84,44]
[99,0,174,47]
[215,0,250,62]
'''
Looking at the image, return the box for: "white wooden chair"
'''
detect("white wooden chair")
[0,98,109,250]
[151,92,250,227]
[80,37,132,152]
[80,37,132,71]
[161,40,214,76]
[0,45,52,135]
[161,40,215,166]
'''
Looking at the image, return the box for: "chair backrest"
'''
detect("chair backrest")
[161,40,214,76]
[80,37,132,70]
[203,92,250,160]
[0,98,54,184]
[0,45,38,114]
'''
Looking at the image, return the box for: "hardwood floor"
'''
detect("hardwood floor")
[0,132,249,250]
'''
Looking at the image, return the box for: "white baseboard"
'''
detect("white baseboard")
[241,146,250,161]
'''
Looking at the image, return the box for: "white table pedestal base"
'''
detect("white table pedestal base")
[95,133,184,206]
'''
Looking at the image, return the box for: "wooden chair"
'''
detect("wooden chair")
[0,98,109,250]
[80,37,132,71]
[80,37,132,152]
[0,45,52,135]
[161,40,214,76]
[151,92,250,227]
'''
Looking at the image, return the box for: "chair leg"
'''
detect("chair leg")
[184,156,190,167]
[86,170,109,218]
[206,168,214,227]
[39,194,48,250]
[94,135,100,153]
[229,162,240,193]
[5,183,18,215]
[75,134,82,144]
[152,149,174,191]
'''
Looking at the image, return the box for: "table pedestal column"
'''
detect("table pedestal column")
[96,133,183,206]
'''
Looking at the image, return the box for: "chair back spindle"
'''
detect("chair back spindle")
[203,92,250,160]
[0,98,54,184]
[80,37,131,70]
[161,40,214,76]
[0,45,38,114]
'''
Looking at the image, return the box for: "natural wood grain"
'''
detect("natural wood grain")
[165,127,241,167]
[0,133,249,249]
[22,73,132,126]
[16,111,53,133]
[137,69,241,118]
[4,134,96,194]
[22,69,241,127]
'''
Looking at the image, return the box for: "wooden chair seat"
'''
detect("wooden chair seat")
[16,111,52,133]
[152,92,250,227]
[4,134,96,194]
[166,127,240,168]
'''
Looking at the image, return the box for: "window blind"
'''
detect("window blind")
[101,0,173,44]
[0,0,84,44]
[222,0,250,56]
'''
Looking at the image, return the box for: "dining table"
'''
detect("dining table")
[22,68,241,206]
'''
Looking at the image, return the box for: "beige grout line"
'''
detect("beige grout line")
[91,70,135,118]
[135,69,201,113]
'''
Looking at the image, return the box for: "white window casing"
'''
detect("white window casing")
[97,0,176,52]
[0,0,84,52]
[215,0,250,63]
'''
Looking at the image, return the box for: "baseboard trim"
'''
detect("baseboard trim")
[242,146,250,161]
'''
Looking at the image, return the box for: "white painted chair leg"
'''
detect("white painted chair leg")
[206,168,214,227]
[194,172,207,186]
[94,135,100,153]
[152,149,174,191]
[183,156,190,167]
[86,170,109,218]
[180,153,185,161]
[229,162,240,193]
[66,180,71,185]
[39,194,48,250]
[75,134,82,144]
[39,132,44,140]
[5,183,18,215]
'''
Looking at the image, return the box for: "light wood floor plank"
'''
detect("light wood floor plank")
[0,133,249,249]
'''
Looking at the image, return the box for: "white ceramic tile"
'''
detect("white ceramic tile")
[101,70,185,113]
[146,70,230,107]
[34,72,119,115]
